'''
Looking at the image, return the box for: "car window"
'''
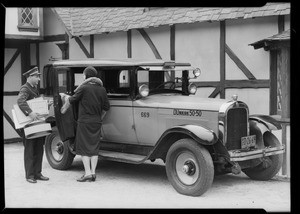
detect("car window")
[58,71,67,93]
[74,73,84,87]
[42,66,52,95]
[102,69,130,97]
[137,69,181,92]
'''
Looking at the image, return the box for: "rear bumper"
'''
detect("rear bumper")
[228,145,285,162]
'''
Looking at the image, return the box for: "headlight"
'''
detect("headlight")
[139,84,149,97]
[188,83,197,94]
[193,68,201,77]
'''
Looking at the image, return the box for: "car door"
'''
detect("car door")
[52,66,76,142]
[133,69,159,145]
[101,69,138,144]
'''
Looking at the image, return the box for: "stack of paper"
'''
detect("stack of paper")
[12,97,48,129]
[27,97,49,115]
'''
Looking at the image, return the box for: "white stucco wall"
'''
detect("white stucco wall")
[94,32,128,58]
[132,26,171,60]
[39,42,63,88]
[176,21,220,98]
[226,17,278,80]
[176,22,220,81]
[69,36,90,59]
[64,16,287,115]
[131,29,158,59]
[5,7,41,37]
[224,17,278,114]
[4,49,22,91]
[43,8,66,36]
[285,15,290,30]
[4,48,22,139]
[3,96,20,139]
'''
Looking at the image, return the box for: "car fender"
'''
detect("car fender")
[164,125,218,145]
[249,115,281,149]
[148,124,218,160]
[249,114,282,131]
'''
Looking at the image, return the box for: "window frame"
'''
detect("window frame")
[17,8,39,32]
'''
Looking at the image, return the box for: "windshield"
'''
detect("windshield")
[137,69,184,95]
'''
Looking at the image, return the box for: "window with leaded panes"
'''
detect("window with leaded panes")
[18,8,38,32]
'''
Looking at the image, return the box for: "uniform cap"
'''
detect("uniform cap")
[23,66,41,77]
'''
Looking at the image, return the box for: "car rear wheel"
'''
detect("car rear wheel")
[165,138,214,196]
[45,131,75,170]
[242,131,283,180]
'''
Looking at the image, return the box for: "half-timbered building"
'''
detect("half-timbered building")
[4,4,291,176]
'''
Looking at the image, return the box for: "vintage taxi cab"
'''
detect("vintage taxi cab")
[43,58,285,196]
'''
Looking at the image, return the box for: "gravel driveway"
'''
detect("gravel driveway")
[4,142,291,211]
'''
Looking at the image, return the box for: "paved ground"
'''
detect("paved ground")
[4,142,291,211]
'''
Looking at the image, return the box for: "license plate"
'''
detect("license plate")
[241,135,256,149]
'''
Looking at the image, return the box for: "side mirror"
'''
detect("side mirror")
[138,84,149,97]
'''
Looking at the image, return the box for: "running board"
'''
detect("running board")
[99,150,147,164]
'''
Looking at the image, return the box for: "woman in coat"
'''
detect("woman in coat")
[61,66,110,182]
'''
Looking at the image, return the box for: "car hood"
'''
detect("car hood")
[134,94,232,112]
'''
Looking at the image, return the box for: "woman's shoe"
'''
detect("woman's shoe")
[91,174,96,182]
[77,174,93,182]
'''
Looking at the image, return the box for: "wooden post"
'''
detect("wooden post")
[21,43,30,84]
[65,33,69,59]
[280,47,290,176]
[278,15,285,33]
[269,50,278,115]
[170,25,175,82]
[90,35,94,58]
[220,21,226,98]
[127,30,132,58]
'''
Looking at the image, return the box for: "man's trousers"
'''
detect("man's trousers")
[23,136,45,179]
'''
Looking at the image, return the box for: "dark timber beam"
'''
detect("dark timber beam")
[220,21,226,98]
[177,80,269,88]
[127,30,132,58]
[65,33,69,59]
[269,50,278,115]
[137,28,162,59]
[278,15,285,33]
[209,86,221,98]
[21,43,30,85]
[74,37,91,58]
[4,48,21,76]
[170,25,176,81]
[170,25,175,60]
[36,42,39,68]
[43,34,66,42]
[90,35,94,58]
[225,44,256,80]
[3,91,20,96]
[3,109,23,137]
[224,79,269,88]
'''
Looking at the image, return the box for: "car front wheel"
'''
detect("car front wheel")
[45,131,75,170]
[165,138,214,196]
[242,131,283,180]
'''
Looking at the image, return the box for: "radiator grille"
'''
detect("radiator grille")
[226,108,248,150]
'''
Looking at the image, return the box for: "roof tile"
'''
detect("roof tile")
[54,4,290,37]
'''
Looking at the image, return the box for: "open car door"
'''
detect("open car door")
[52,67,76,142]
